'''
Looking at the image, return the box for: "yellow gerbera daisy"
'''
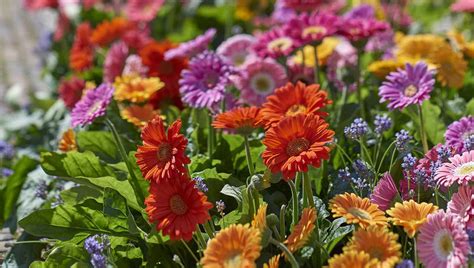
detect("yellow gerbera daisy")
[429,44,467,89]
[263,254,281,268]
[465,42,474,58]
[251,203,268,232]
[386,200,438,238]
[120,104,160,128]
[330,193,388,229]
[328,251,379,268]
[368,59,405,79]
[396,34,446,63]
[447,30,468,52]
[58,128,77,152]
[201,224,261,268]
[293,37,340,68]
[344,226,402,267]
[114,74,164,103]
[285,207,317,253]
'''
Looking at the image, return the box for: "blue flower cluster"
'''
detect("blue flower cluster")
[84,235,110,268]
[0,140,14,159]
[401,153,417,171]
[193,176,208,192]
[374,114,392,135]
[344,118,369,140]
[395,130,412,152]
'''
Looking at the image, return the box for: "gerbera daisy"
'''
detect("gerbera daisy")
[387,200,438,238]
[104,41,129,83]
[378,62,435,110]
[286,12,339,45]
[396,34,446,62]
[121,26,152,51]
[71,83,114,127]
[120,104,159,128]
[69,22,94,72]
[58,76,85,110]
[445,116,474,153]
[258,82,331,129]
[212,106,260,135]
[58,128,77,152]
[344,226,402,267]
[451,0,474,12]
[328,251,379,268]
[252,27,300,59]
[448,185,474,225]
[435,150,474,187]
[262,114,334,180]
[135,115,190,182]
[145,176,212,241]
[429,44,467,89]
[165,28,216,61]
[330,193,388,228]
[217,34,256,67]
[91,17,131,47]
[179,51,237,109]
[201,224,261,267]
[285,207,316,252]
[287,58,315,85]
[280,0,323,11]
[368,59,405,79]
[126,0,164,22]
[417,211,470,268]
[122,55,148,77]
[263,254,281,268]
[235,58,287,106]
[338,17,389,44]
[292,38,340,68]
[251,203,268,233]
[114,74,164,103]
[370,172,399,211]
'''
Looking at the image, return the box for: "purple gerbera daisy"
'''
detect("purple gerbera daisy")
[445,116,474,153]
[370,172,399,211]
[379,62,435,110]
[252,27,300,59]
[71,83,114,127]
[286,12,339,45]
[217,34,256,67]
[344,4,376,20]
[164,28,216,61]
[179,51,237,109]
[104,41,129,83]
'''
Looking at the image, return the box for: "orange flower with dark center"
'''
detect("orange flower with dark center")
[262,114,334,180]
[139,41,188,109]
[212,106,260,135]
[145,176,213,241]
[135,115,190,182]
[69,22,94,72]
[58,129,77,152]
[258,82,331,129]
[91,17,132,47]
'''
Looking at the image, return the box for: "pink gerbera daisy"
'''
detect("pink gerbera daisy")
[235,58,287,106]
[165,28,216,61]
[435,150,474,187]
[126,0,164,22]
[217,34,256,67]
[338,17,389,44]
[445,116,474,153]
[370,172,400,211]
[104,41,129,83]
[448,185,474,226]
[252,27,299,59]
[279,0,323,11]
[417,211,470,268]
[286,12,339,45]
[451,0,474,12]
[122,55,149,77]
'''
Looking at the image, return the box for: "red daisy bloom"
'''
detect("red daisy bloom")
[58,76,85,110]
[91,17,132,47]
[69,22,94,72]
[212,106,261,135]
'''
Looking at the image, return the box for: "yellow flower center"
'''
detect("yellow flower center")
[286,138,310,156]
[286,104,307,116]
[157,143,172,163]
[404,85,418,97]
[169,195,188,215]
[455,162,474,176]
[302,26,327,39]
[348,208,373,220]
[224,253,244,268]
[434,229,454,259]
[232,53,247,66]
[267,37,293,52]
[250,74,275,95]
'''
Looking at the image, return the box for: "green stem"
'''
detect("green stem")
[244,135,255,175]
[336,86,348,126]
[376,140,396,175]
[414,238,419,268]
[105,119,145,206]
[208,113,214,162]
[195,228,207,250]
[313,45,321,84]
[303,172,315,208]
[272,226,282,241]
[253,188,260,213]
[418,105,429,153]
[247,186,255,217]
[288,180,299,228]
[279,205,286,240]
[359,139,374,167]
[355,49,366,119]
[203,221,215,239]
[334,143,353,164]
[312,215,322,268]
[181,240,199,263]
[269,238,299,268]
[434,187,440,207]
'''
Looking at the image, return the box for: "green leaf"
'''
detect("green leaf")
[217,210,242,228]
[220,184,243,204]
[60,186,103,206]
[30,242,90,267]
[466,98,474,116]
[76,131,118,161]
[403,101,446,145]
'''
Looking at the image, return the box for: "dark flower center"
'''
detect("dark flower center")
[286,137,310,156]
[404,85,418,97]
[169,195,188,215]
[203,71,219,89]
[157,143,172,163]
[286,104,307,116]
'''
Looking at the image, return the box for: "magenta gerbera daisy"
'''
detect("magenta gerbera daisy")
[378,62,435,110]
[235,57,287,106]
[417,210,470,268]
[165,28,216,61]
[104,42,129,83]
[448,185,474,226]
[338,17,389,44]
[252,27,299,59]
[445,116,474,153]
[71,83,114,127]
[370,172,399,211]
[280,0,323,11]
[217,34,256,67]
[286,12,339,45]
[435,150,474,187]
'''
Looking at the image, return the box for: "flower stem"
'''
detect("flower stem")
[269,237,299,268]
[105,118,145,206]
[313,45,321,84]
[181,240,199,263]
[303,172,315,208]
[203,221,215,239]
[413,238,419,268]
[336,86,348,126]
[288,180,299,228]
[279,204,287,239]
[312,215,322,268]
[417,105,429,153]
[355,49,366,119]
[208,113,214,162]
[244,135,255,175]
[247,185,255,216]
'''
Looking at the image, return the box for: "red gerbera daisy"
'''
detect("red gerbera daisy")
[135,115,190,182]
[58,76,85,110]
[258,82,331,129]
[69,22,94,72]
[212,106,261,135]
[145,176,213,241]
[262,113,334,180]
[139,41,188,109]
[91,17,132,47]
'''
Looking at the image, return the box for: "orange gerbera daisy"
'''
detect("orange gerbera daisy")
[69,22,94,72]
[262,113,334,180]
[328,251,379,268]
[285,207,317,253]
[251,203,268,232]
[258,82,331,129]
[139,41,188,109]
[344,226,402,267]
[145,176,212,241]
[212,106,260,135]
[330,193,388,228]
[114,74,164,103]
[429,43,467,89]
[120,104,159,128]
[387,200,438,238]
[201,224,261,267]
[135,115,190,182]
[58,128,77,152]
[263,254,281,268]
[91,17,132,47]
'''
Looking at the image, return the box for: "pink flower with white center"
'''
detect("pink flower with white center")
[217,34,256,67]
[435,150,474,187]
[252,27,299,59]
[448,185,474,227]
[286,12,339,46]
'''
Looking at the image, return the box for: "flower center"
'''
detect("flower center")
[224,253,244,268]
[250,73,275,95]
[87,101,102,116]
[267,37,293,52]
[348,208,373,220]
[286,138,310,156]
[232,53,247,66]
[302,26,327,39]
[368,248,384,261]
[285,104,307,116]
[169,195,188,215]
[434,229,453,259]
[462,131,474,140]
[157,143,172,163]
[455,162,474,176]
[404,85,418,97]
[203,71,219,89]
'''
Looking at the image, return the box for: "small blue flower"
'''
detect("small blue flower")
[436,145,452,163]
[374,114,392,135]
[1,168,13,177]
[352,160,372,179]
[402,153,417,171]
[35,180,49,200]
[396,259,414,268]
[344,118,369,140]
[395,130,412,152]
[337,167,352,181]
[216,200,226,215]
[0,140,14,159]
[463,135,474,152]
[84,235,110,268]
[193,176,208,192]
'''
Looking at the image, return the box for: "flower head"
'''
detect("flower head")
[395,129,412,152]
[165,28,216,61]
[253,27,299,59]
[328,251,379,268]
[263,255,281,268]
[251,203,268,233]
[58,76,85,110]
[104,41,129,83]
[84,234,110,268]
[447,185,474,225]
[71,83,114,127]
[0,140,14,159]
[285,207,316,252]
[387,200,438,238]
[430,44,467,89]
[451,0,474,12]
[287,12,339,45]
[58,129,77,152]
[330,193,388,228]
[91,17,131,47]
[126,0,164,22]
[120,104,159,128]
[217,34,256,67]
[445,116,474,153]
[193,176,208,193]
[212,106,260,135]
[338,18,389,44]
[262,114,334,180]
[374,114,392,135]
[379,62,435,110]
[216,200,226,216]
[435,150,474,187]
[370,172,399,211]
[146,176,212,241]
[201,224,261,267]
[114,74,163,103]
[135,116,190,182]
[122,55,148,77]
[344,118,369,140]
[69,22,94,72]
